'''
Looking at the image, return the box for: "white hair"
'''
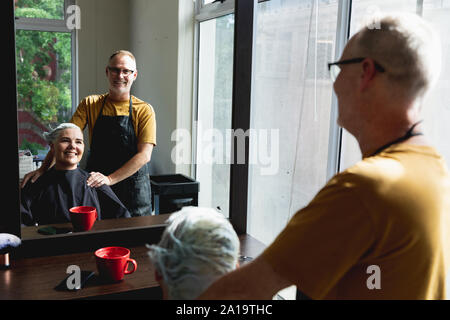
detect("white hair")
[42,123,81,144]
[353,12,442,99]
[147,207,240,300]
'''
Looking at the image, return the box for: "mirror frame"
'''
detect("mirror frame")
[4,0,21,238]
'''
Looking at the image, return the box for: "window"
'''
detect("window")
[421,1,450,168]
[248,0,339,248]
[195,11,235,218]
[246,0,339,300]
[15,0,77,172]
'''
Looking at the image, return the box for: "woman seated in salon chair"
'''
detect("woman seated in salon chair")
[20,123,130,226]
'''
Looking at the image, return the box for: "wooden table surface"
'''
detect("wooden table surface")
[0,234,266,300]
[20,214,170,240]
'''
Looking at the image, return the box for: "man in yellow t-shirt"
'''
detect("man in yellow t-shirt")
[199,13,450,299]
[71,93,156,148]
[22,50,157,217]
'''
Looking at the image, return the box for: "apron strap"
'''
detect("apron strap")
[128,95,133,122]
[99,94,108,116]
[370,120,424,157]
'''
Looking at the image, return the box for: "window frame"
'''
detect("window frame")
[194,0,257,234]
[197,0,235,21]
[327,0,352,177]
[4,0,20,236]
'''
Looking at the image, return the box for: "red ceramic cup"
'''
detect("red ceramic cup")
[95,247,137,282]
[69,206,97,232]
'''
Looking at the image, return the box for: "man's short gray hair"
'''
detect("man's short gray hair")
[109,50,136,63]
[42,123,81,144]
[147,207,240,300]
[353,12,441,99]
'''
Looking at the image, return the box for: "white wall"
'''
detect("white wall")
[77,0,131,98]
[129,0,178,175]
[176,0,195,177]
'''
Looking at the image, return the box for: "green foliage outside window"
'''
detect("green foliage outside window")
[15,0,64,19]
[15,0,72,127]
[20,138,47,155]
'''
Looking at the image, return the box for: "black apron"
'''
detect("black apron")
[86,94,151,217]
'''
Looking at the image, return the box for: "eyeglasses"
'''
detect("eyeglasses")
[107,66,135,77]
[327,57,385,82]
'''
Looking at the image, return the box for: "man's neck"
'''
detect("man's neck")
[358,120,426,158]
[108,90,130,102]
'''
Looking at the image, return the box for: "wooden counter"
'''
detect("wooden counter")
[1,245,160,300]
[15,214,170,258]
[0,234,266,300]
[20,214,170,240]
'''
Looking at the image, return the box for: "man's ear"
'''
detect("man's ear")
[359,58,378,91]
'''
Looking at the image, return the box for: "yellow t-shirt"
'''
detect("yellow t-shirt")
[70,94,157,146]
[262,144,450,299]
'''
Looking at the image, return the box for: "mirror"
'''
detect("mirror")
[14,0,195,239]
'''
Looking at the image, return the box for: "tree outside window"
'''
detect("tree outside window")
[15,0,72,155]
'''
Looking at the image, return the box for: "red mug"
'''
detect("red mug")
[95,247,137,282]
[69,206,97,232]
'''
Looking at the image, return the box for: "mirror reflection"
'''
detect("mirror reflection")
[16,0,188,237]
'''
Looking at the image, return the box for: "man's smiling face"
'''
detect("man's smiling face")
[106,54,137,98]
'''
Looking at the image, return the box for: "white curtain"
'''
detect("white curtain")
[247,0,339,246]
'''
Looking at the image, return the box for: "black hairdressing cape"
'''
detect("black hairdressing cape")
[20,167,131,226]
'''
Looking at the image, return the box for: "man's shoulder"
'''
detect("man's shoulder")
[131,95,154,113]
[330,151,435,194]
[326,158,393,192]
[80,94,107,106]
